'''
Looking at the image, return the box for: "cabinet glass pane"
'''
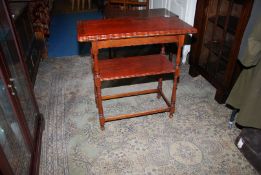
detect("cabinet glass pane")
[0,1,37,138]
[0,79,31,175]
[199,0,242,84]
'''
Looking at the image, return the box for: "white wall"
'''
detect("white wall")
[150,0,197,63]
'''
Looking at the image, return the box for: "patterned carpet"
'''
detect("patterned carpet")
[34,56,258,175]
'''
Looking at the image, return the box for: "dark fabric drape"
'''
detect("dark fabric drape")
[226,0,261,129]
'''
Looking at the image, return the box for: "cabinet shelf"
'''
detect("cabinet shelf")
[205,60,226,78]
[208,15,239,34]
[204,40,231,62]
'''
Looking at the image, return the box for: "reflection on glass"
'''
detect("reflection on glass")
[0,2,37,138]
[0,79,31,174]
[164,0,170,17]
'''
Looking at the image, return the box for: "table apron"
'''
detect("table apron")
[93,35,182,50]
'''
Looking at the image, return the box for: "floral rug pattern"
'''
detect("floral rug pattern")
[35,56,258,175]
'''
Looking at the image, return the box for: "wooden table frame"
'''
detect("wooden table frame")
[78,16,197,130]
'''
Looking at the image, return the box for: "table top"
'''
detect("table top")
[77,15,197,42]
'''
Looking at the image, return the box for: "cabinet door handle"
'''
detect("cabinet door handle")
[7,84,16,96]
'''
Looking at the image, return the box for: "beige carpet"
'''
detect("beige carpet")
[35,56,258,175]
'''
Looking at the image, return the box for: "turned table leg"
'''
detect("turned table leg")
[169,35,185,117]
[92,42,105,129]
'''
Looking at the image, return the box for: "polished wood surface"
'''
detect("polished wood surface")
[77,16,197,41]
[99,54,175,81]
[78,14,197,129]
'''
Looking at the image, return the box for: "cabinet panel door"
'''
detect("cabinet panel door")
[0,0,38,139]
[0,79,31,175]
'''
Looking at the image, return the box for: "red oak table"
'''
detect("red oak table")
[77,15,197,130]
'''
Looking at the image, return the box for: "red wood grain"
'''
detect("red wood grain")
[99,54,175,80]
[77,16,197,42]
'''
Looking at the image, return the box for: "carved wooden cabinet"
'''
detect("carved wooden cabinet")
[189,0,253,103]
[0,0,44,174]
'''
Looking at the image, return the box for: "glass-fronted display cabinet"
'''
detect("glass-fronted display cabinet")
[0,0,44,174]
[189,0,253,103]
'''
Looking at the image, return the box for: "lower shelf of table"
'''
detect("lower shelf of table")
[99,54,175,81]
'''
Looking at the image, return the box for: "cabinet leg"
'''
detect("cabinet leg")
[214,88,228,104]
[189,66,200,77]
